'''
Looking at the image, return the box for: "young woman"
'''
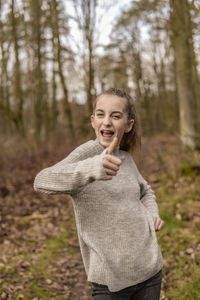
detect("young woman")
[34,88,165,300]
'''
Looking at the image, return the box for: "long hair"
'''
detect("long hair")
[93,88,141,154]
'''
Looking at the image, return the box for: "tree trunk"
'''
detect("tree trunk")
[52,0,75,140]
[11,0,25,135]
[49,0,58,133]
[87,33,95,114]
[73,0,97,115]
[170,0,198,149]
[0,8,12,134]
[31,0,44,142]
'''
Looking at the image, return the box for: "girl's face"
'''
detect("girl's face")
[91,95,134,148]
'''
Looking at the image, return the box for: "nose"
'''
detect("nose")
[103,115,112,126]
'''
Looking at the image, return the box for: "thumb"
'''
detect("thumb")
[106,136,119,154]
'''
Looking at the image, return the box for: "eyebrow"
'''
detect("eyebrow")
[96,109,123,114]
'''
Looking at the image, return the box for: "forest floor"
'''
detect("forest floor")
[0,134,200,300]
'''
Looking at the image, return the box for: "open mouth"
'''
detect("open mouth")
[100,130,114,138]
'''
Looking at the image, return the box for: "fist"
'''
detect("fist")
[102,154,122,179]
[103,136,121,179]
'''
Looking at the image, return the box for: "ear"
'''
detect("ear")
[90,114,95,129]
[125,119,134,133]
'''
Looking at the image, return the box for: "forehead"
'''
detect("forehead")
[95,95,127,112]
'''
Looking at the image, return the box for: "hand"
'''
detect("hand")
[152,216,165,231]
[103,136,122,180]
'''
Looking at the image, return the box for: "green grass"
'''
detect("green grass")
[167,265,200,300]
[155,151,200,300]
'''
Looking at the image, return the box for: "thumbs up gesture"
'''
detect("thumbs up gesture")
[102,136,122,180]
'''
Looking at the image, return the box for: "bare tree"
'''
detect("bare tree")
[0,1,12,134]
[169,0,199,149]
[72,0,97,114]
[50,0,75,139]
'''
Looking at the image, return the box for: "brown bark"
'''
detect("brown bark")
[0,16,12,134]
[52,0,75,140]
[11,0,25,135]
[73,0,97,115]
[31,0,43,142]
[170,0,198,149]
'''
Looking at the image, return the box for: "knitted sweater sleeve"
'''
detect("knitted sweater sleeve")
[138,173,160,218]
[131,158,160,218]
[33,141,109,195]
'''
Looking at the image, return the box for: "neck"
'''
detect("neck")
[95,138,120,151]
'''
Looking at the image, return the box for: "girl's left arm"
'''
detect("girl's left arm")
[138,173,164,231]
[138,172,159,217]
[131,157,165,231]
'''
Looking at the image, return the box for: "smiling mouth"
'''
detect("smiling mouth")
[100,130,114,138]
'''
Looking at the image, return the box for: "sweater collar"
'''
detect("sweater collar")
[94,138,120,154]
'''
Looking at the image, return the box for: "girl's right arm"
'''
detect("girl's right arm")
[33,141,109,195]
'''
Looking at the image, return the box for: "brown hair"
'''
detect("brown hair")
[93,88,141,154]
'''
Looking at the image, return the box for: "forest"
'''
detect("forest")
[0,0,200,299]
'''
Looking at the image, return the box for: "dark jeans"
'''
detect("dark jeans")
[91,269,162,300]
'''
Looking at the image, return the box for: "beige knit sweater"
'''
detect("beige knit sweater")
[33,138,163,292]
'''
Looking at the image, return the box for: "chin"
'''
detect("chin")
[98,137,111,148]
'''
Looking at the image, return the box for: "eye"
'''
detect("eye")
[112,115,121,119]
[96,113,104,117]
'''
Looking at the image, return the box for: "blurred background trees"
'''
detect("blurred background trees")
[0,0,199,148]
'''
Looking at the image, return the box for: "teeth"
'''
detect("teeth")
[102,130,114,133]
